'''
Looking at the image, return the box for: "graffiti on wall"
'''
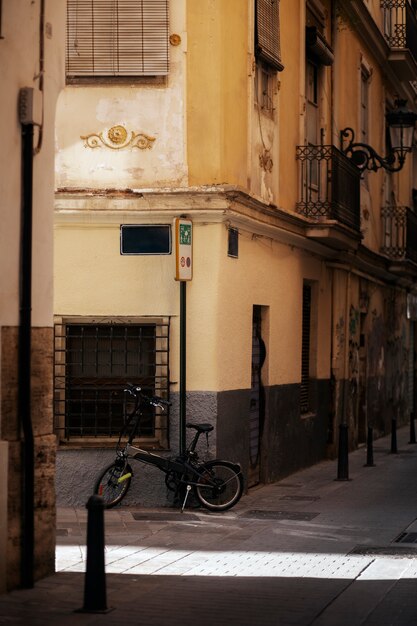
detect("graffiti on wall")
[348,305,360,429]
[366,290,409,430]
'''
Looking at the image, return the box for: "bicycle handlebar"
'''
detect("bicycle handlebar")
[124,383,171,409]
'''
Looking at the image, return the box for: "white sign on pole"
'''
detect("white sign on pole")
[174,218,193,281]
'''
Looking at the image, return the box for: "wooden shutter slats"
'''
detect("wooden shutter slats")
[256,0,284,71]
[66,0,169,77]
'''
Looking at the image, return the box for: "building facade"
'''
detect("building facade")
[54,0,417,507]
[0,0,65,591]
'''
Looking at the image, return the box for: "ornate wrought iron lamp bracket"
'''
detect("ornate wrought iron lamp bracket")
[340,127,405,174]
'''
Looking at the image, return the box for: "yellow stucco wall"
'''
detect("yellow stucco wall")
[55,1,187,190]
[1,0,65,326]
[186,0,249,189]
[54,0,336,397]
[54,217,331,392]
[333,7,408,255]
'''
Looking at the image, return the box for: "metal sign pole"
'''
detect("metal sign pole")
[175,217,193,456]
[179,280,186,455]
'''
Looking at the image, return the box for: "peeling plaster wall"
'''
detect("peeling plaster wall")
[360,287,410,436]
[330,270,411,451]
[55,4,187,190]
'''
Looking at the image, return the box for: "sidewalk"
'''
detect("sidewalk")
[2,426,417,625]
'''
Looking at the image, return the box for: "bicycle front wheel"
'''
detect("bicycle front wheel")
[94,461,133,508]
[195,460,243,511]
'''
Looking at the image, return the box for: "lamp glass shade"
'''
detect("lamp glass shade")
[387,100,416,153]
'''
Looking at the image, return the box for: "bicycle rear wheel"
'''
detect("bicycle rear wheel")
[94,461,133,508]
[195,460,243,511]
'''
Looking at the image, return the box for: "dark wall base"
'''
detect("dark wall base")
[216,381,331,487]
[56,382,332,506]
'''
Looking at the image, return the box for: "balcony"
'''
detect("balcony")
[381,205,417,268]
[296,144,361,249]
[381,0,417,80]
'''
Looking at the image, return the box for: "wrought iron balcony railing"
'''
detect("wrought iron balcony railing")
[296,144,361,232]
[381,0,417,62]
[381,205,417,264]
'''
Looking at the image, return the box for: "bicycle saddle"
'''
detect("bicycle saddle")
[186,423,214,433]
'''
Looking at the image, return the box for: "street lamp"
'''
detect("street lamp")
[341,99,417,173]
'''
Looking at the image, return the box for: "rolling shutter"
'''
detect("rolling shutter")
[66,0,169,77]
[301,284,311,413]
[255,0,284,71]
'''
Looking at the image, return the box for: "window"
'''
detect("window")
[361,67,370,144]
[66,0,169,80]
[302,3,333,198]
[383,3,393,40]
[360,61,371,183]
[255,0,284,71]
[305,59,320,188]
[227,227,239,258]
[255,61,276,116]
[306,59,319,142]
[54,318,170,445]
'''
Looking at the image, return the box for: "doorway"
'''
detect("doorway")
[358,313,367,444]
[248,306,266,487]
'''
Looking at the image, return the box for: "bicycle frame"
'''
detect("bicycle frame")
[126,443,187,476]
[123,405,211,483]
[104,384,243,511]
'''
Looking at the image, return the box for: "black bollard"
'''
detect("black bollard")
[336,423,349,480]
[76,495,113,614]
[409,412,416,444]
[364,426,375,467]
[391,418,398,454]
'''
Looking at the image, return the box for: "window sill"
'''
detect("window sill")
[65,76,167,87]
[57,437,169,451]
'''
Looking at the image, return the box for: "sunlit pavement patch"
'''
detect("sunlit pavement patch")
[55,545,417,579]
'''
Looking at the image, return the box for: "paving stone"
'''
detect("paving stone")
[3,427,417,624]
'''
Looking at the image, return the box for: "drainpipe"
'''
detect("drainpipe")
[17,0,45,589]
[19,115,35,589]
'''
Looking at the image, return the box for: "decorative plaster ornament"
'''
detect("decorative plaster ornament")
[81,125,156,150]
[259,149,273,172]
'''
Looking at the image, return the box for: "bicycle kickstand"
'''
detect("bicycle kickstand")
[181,484,192,513]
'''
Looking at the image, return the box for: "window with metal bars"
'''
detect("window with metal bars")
[255,61,276,116]
[66,0,169,80]
[54,318,170,446]
[301,284,312,414]
[255,0,284,71]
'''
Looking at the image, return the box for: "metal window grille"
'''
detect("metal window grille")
[54,319,170,445]
[381,0,407,46]
[381,0,417,60]
[301,285,311,414]
[66,0,169,78]
[255,0,284,71]
[296,144,361,232]
[381,205,417,263]
[255,61,276,116]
